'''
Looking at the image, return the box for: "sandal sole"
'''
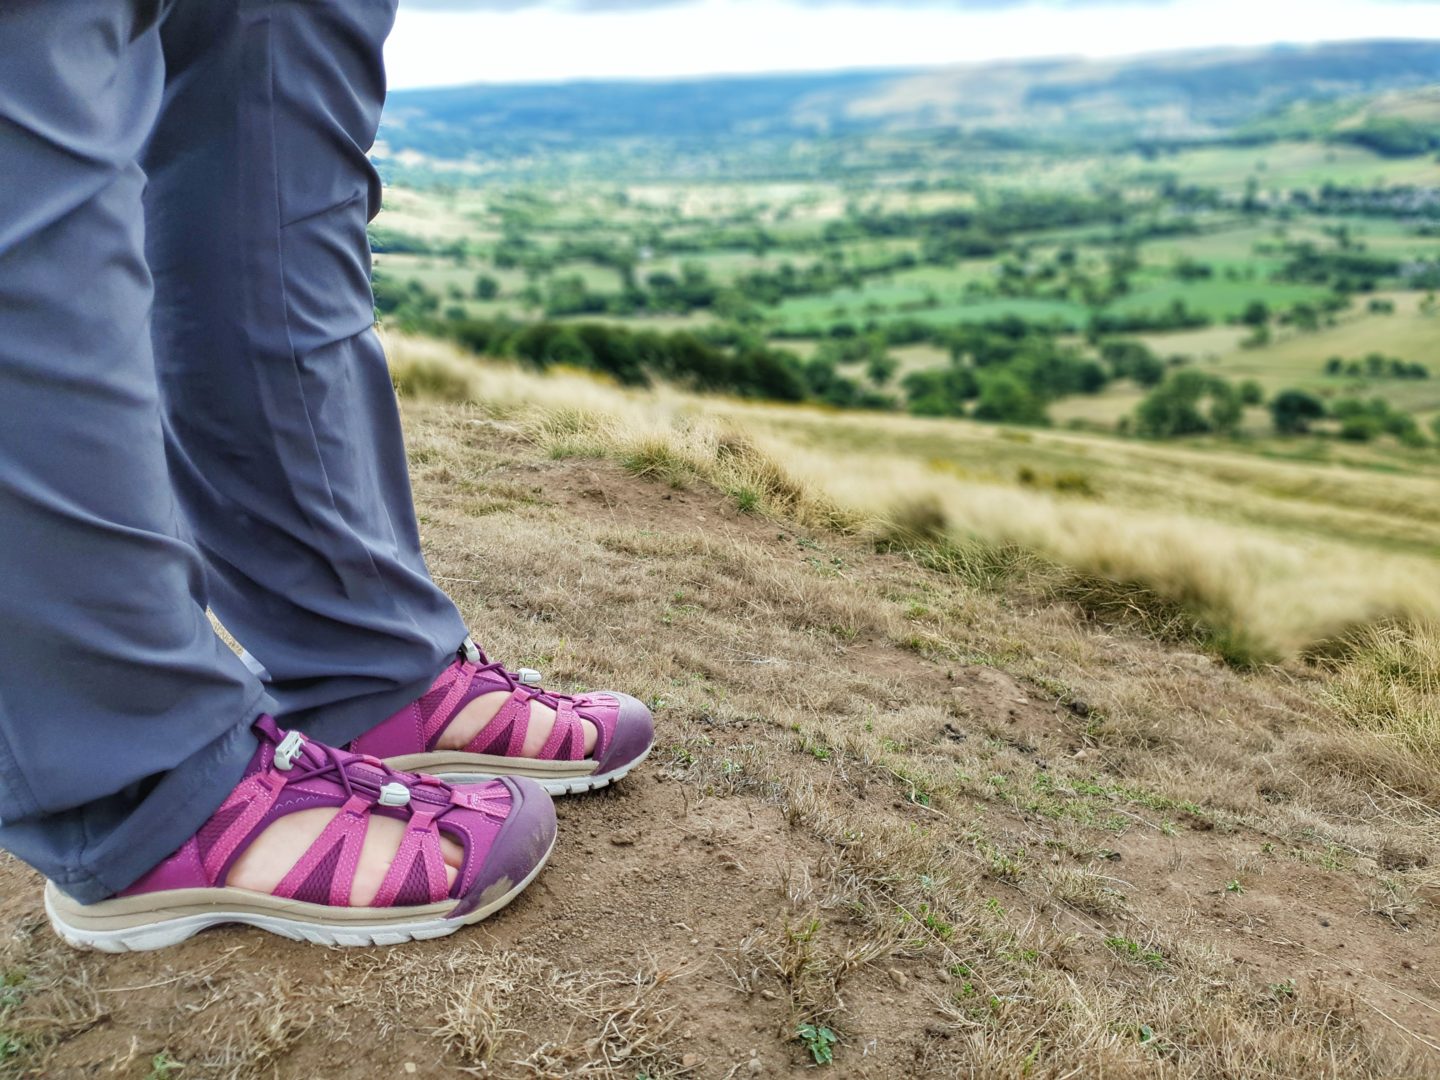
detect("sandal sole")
[45,832,555,953]
[394,742,653,796]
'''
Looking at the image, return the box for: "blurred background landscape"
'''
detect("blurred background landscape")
[370,23,1440,664]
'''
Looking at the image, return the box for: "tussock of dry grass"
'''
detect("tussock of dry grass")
[762,425,1440,663]
[0,917,105,1070]
[199,972,318,1079]
[1326,624,1440,769]
[385,332,1440,665]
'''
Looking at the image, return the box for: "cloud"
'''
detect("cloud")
[388,0,1440,88]
[403,0,1151,8]
[403,0,1431,10]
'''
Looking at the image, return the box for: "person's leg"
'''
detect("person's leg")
[143,0,653,790]
[0,0,268,902]
[144,0,467,750]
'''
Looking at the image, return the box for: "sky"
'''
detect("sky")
[385,0,1440,88]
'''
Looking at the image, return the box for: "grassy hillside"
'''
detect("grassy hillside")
[389,335,1440,664]
[3,351,1437,1078]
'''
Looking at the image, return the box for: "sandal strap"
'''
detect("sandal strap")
[208,726,463,907]
[462,689,532,757]
[273,793,370,906]
[537,701,587,761]
[373,808,449,907]
[199,770,287,883]
[419,663,480,750]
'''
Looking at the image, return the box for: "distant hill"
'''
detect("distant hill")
[1244,84,1440,156]
[379,40,1440,165]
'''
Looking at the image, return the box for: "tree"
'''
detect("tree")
[1135,370,1242,438]
[972,370,1048,425]
[1241,325,1271,349]
[1331,396,1426,445]
[865,354,899,387]
[901,364,978,417]
[473,274,500,301]
[543,274,605,317]
[511,323,593,372]
[1339,414,1382,441]
[1240,300,1270,328]
[1102,340,1166,387]
[1270,390,1326,434]
[740,347,809,403]
[1238,379,1265,406]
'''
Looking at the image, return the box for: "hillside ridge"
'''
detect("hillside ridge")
[379,40,1440,162]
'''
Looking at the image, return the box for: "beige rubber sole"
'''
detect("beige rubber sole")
[46,831,555,952]
[386,742,653,796]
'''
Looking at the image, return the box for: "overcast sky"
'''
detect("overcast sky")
[385,0,1440,88]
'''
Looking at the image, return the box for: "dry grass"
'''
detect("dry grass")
[386,332,1440,665]
[386,352,1440,1069]
[1326,623,1440,769]
[741,769,1424,1078]
[338,944,684,1077]
[387,330,1440,805]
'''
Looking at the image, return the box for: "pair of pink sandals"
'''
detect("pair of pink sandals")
[46,642,653,951]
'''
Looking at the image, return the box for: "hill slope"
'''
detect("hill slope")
[3,361,1438,1077]
[378,40,1440,164]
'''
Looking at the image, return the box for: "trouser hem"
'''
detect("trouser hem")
[61,687,271,904]
[275,633,462,751]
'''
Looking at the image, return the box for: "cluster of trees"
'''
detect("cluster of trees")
[1130,374,1436,446]
[1134,371,1245,437]
[532,259,880,319]
[897,322,1139,423]
[1100,340,1180,386]
[1087,299,1211,335]
[1276,242,1401,292]
[1334,117,1440,158]
[1323,354,1430,380]
[849,192,1129,261]
[1330,397,1431,445]
[382,265,1440,448]
[1337,392,1422,443]
[376,279,898,408]
[386,276,1440,454]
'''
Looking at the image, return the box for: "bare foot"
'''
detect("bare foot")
[229,809,464,905]
[436,692,597,758]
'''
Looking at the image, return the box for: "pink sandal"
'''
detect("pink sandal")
[352,639,655,795]
[46,717,556,951]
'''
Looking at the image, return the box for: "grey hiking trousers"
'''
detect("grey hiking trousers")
[0,0,467,901]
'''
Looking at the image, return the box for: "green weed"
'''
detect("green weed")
[797,1023,838,1066]
[1104,935,1166,970]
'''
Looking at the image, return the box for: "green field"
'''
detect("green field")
[374,130,1440,454]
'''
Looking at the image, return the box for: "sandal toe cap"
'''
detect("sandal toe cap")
[452,776,556,916]
[593,692,654,776]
